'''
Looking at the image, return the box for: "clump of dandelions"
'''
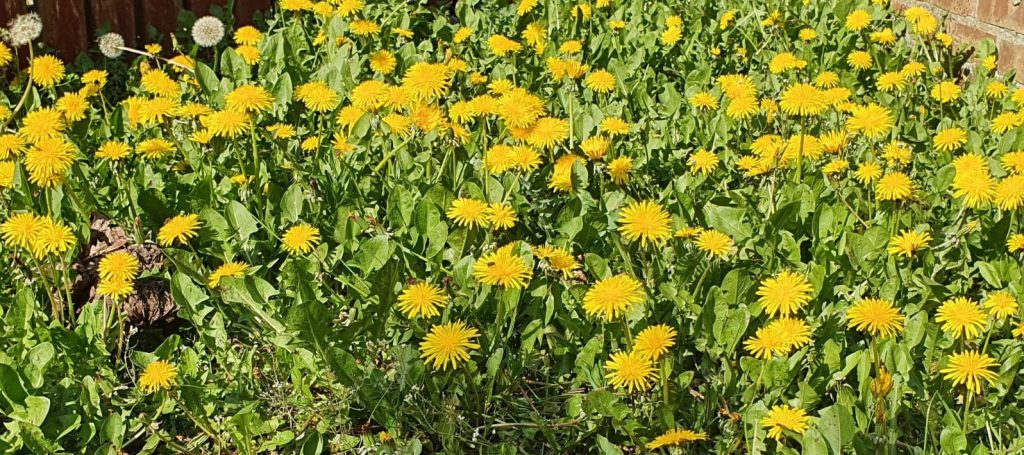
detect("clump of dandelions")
[97,33,125,58]
[6,13,42,47]
[191,16,225,48]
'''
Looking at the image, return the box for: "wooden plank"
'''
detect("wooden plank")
[38,0,90,62]
[0,0,26,25]
[190,0,230,17]
[139,0,183,44]
[235,0,274,25]
[91,0,138,47]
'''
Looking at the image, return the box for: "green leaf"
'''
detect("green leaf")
[704,204,753,241]
[356,235,391,273]
[281,183,305,224]
[817,405,853,453]
[23,342,54,389]
[596,436,624,455]
[221,277,285,335]
[226,200,260,243]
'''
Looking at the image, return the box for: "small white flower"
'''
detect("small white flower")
[191,16,225,48]
[6,13,42,47]
[97,33,125,58]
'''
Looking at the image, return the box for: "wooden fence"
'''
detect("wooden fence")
[0,0,274,61]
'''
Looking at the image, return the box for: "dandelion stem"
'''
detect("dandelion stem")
[30,253,61,323]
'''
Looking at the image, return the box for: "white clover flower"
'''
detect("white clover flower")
[191,16,225,48]
[6,13,42,47]
[97,33,125,58]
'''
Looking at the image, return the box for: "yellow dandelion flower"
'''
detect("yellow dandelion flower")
[935,297,987,340]
[633,324,676,360]
[397,282,447,319]
[281,223,321,255]
[941,350,999,395]
[847,298,904,337]
[617,200,672,246]
[582,274,644,320]
[888,230,931,257]
[604,351,655,393]
[139,360,178,393]
[208,261,249,288]
[157,214,201,247]
[419,321,480,370]
[757,271,813,317]
[473,244,532,289]
[761,405,809,440]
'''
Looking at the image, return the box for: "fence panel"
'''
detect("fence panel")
[0,0,273,60]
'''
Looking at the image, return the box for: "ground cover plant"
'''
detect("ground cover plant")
[0,0,1023,452]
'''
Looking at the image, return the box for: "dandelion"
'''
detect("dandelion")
[761,405,810,440]
[633,324,677,360]
[995,175,1024,210]
[617,200,672,246]
[20,107,65,142]
[6,13,43,47]
[225,84,274,113]
[485,203,517,230]
[580,136,610,160]
[447,198,489,229]
[295,81,339,112]
[985,291,1019,319]
[419,321,480,370]
[192,16,226,47]
[888,230,931,257]
[934,128,968,152]
[604,351,655,393]
[136,138,176,159]
[99,251,140,283]
[97,278,133,299]
[202,110,250,137]
[1010,233,1024,252]
[208,262,249,288]
[397,282,447,319]
[369,50,397,74]
[30,217,76,258]
[234,26,262,46]
[694,229,733,258]
[582,274,644,320]
[97,33,125,58]
[757,271,813,317]
[941,350,999,394]
[779,83,828,116]
[585,70,616,93]
[473,243,532,289]
[847,298,904,337]
[606,157,633,184]
[30,55,64,88]
[935,297,987,340]
[402,62,452,100]
[688,149,719,175]
[931,81,962,103]
[139,360,178,393]
[846,103,893,139]
[1,213,43,249]
[158,214,201,247]
[646,429,707,449]
[875,172,914,201]
[281,223,321,254]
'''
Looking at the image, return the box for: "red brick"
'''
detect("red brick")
[996,39,1024,82]
[978,0,1024,33]
[947,18,994,44]
[931,0,977,16]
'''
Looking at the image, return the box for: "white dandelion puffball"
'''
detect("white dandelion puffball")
[97,33,125,58]
[192,16,225,48]
[6,13,42,47]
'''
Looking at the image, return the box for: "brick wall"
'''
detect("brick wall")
[894,0,1024,80]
